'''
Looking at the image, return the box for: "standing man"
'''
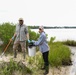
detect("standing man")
[11,18,29,59]
[30,26,49,75]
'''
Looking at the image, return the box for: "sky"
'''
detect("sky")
[0,0,76,26]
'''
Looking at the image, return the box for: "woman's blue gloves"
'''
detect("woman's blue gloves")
[28,40,35,43]
[31,40,35,42]
[28,40,35,48]
[28,40,31,43]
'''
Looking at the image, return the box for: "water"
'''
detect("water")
[31,29,76,41]
[69,46,76,75]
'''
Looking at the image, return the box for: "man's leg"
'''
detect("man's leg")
[20,41,26,59]
[13,41,19,58]
[42,51,49,75]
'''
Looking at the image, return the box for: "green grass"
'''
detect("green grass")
[26,52,44,75]
[0,41,72,75]
[26,52,44,69]
[49,42,71,67]
[0,59,32,75]
[62,40,76,46]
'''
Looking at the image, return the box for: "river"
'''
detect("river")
[31,29,76,41]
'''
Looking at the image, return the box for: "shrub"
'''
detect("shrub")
[49,42,71,67]
[49,37,56,44]
[0,23,15,53]
[0,23,15,44]
[26,52,44,75]
[27,52,44,69]
[62,40,76,46]
[28,28,39,41]
[0,59,32,75]
[48,37,71,67]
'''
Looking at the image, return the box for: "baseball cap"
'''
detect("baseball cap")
[39,26,44,30]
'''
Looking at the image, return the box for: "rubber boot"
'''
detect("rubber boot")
[43,66,49,75]
[14,50,17,58]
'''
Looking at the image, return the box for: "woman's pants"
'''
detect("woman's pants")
[42,51,49,67]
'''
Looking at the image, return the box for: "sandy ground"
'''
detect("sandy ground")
[0,46,76,75]
[47,66,70,75]
[69,46,76,75]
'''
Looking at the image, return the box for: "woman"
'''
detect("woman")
[31,26,49,75]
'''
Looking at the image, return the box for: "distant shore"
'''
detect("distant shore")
[28,26,76,29]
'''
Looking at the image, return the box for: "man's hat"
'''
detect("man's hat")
[19,18,23,21]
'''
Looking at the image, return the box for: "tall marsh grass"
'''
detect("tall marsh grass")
[49,37,71,67]
[62,40,76,46]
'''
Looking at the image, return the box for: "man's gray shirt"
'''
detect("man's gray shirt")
[34,32,49,53]
[15,24,28,41]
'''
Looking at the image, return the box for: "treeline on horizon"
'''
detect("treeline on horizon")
[0,22,76,29]
[28,26,76,29]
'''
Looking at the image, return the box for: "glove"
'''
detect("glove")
[12,36,15,40]
[31,40,35,42]
[28,40,31,43]
[28,42,35,48]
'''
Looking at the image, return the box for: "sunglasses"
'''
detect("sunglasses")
[39,28,42,30]
[19,20,23,21]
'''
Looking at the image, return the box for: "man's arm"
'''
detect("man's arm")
[13,33,17,37]
[26,33,29,40]
[24,25,30,41]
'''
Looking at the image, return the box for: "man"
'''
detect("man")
[11,18,29,59]
[30,26,49,75]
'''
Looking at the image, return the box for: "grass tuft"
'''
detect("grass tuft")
[49,42,71,67]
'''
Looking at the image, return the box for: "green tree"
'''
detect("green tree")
[0,23,15,44]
